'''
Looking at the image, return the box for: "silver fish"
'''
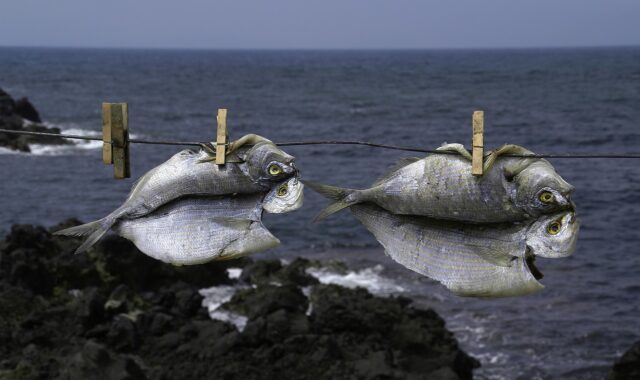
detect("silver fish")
[307,144,574,223]
[113,178,303,265]
[350,203,579,298]
[55,141,296,253]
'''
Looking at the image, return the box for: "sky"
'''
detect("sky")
[0,1,639,50]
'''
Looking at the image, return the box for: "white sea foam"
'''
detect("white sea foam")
[306,264,405,296]
[1,119,142,156]
[0,146,22,155]
[199,264,404,330]
[226,268,243,280]
[199,285,248,331]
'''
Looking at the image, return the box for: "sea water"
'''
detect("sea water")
[1,47,639,379]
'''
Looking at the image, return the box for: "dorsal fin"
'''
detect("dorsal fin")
[372,157,421,187]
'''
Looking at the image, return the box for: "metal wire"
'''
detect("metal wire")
[2,128,640,158]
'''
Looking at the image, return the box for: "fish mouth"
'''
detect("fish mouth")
[525,247,544,280]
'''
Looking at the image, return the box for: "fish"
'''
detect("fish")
[306,144,575,223]
[54,141,297,253]
[109,178,302,265]
[349,203,579,298]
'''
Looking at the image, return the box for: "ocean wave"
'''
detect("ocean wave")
[198,264,405,331]
[1,120,142,156]
[306,264,406,296]
[199,284,248,331]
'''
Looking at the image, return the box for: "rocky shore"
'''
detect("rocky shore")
[0,219,480,380]
[0,88,69,152]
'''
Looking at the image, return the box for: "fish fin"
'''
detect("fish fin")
[485,144,536,173]
[199,142,216,156]
[471,248,516,268]
[371,157,421,187]
[54,219,111,254]
[212,217,253,230]
[217,221,280,261]
[302,180,359,222]
[227,134,273,154]
[436,143,473,161]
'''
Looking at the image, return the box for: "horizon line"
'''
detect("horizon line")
[1,43,639,52]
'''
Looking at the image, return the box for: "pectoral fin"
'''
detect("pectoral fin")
[469,246,517,267]
[212,217,253,231]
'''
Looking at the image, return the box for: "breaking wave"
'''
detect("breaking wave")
[199,264,405,331]
[306,264,406,296]
[1,121,141,156]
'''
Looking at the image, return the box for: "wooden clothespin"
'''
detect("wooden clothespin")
[216,108,228,165]
[471,110,484,176]
[102,103,131,179]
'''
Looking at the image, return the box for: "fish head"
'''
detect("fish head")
[525,211,580,258]
[244,142,297,186]
[263,177,304,213]
[509,159,575,217]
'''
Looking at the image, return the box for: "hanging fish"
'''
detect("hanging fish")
[306,144,575,223]
[55,139,297,253]
[349,203,579,298]
[69,178,303,265]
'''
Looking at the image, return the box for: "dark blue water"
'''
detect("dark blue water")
[1,47,639,379]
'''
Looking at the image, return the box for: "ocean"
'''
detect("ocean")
[1,46,639,379]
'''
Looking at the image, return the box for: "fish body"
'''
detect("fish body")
[116,194,279,265]
[308,144,574,223]
[55,142,297,253]
[120,142,296,220]
[350,203,579,297]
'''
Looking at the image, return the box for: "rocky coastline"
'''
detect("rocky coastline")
[0,88,69,152]
[0,219,481,380]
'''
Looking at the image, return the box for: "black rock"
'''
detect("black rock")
[607,341,640,380]
[0,220,480,380]
[0,88,15,115]
[225,284,308,319]
[14,97,41,122]
[59,340,147,380]
[239,257,319,287]
[0,87,70,152]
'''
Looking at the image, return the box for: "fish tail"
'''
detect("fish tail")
[53,217,113,254]
[303,180,360,221]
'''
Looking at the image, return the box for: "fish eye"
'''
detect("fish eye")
[268,164,282,176]
[277,184,288,197]
[539,191,554,204]
[547,221,561,235]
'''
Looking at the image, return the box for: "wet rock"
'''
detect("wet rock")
[59,340,146,380]
[239,257,319,287]
[225,284,308,319]
[14,97,41,123]
[0,88,16,115]
[607,341,640,380]
[0,87,69,152]
[106,316,139,352]
[0,220,480,380]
